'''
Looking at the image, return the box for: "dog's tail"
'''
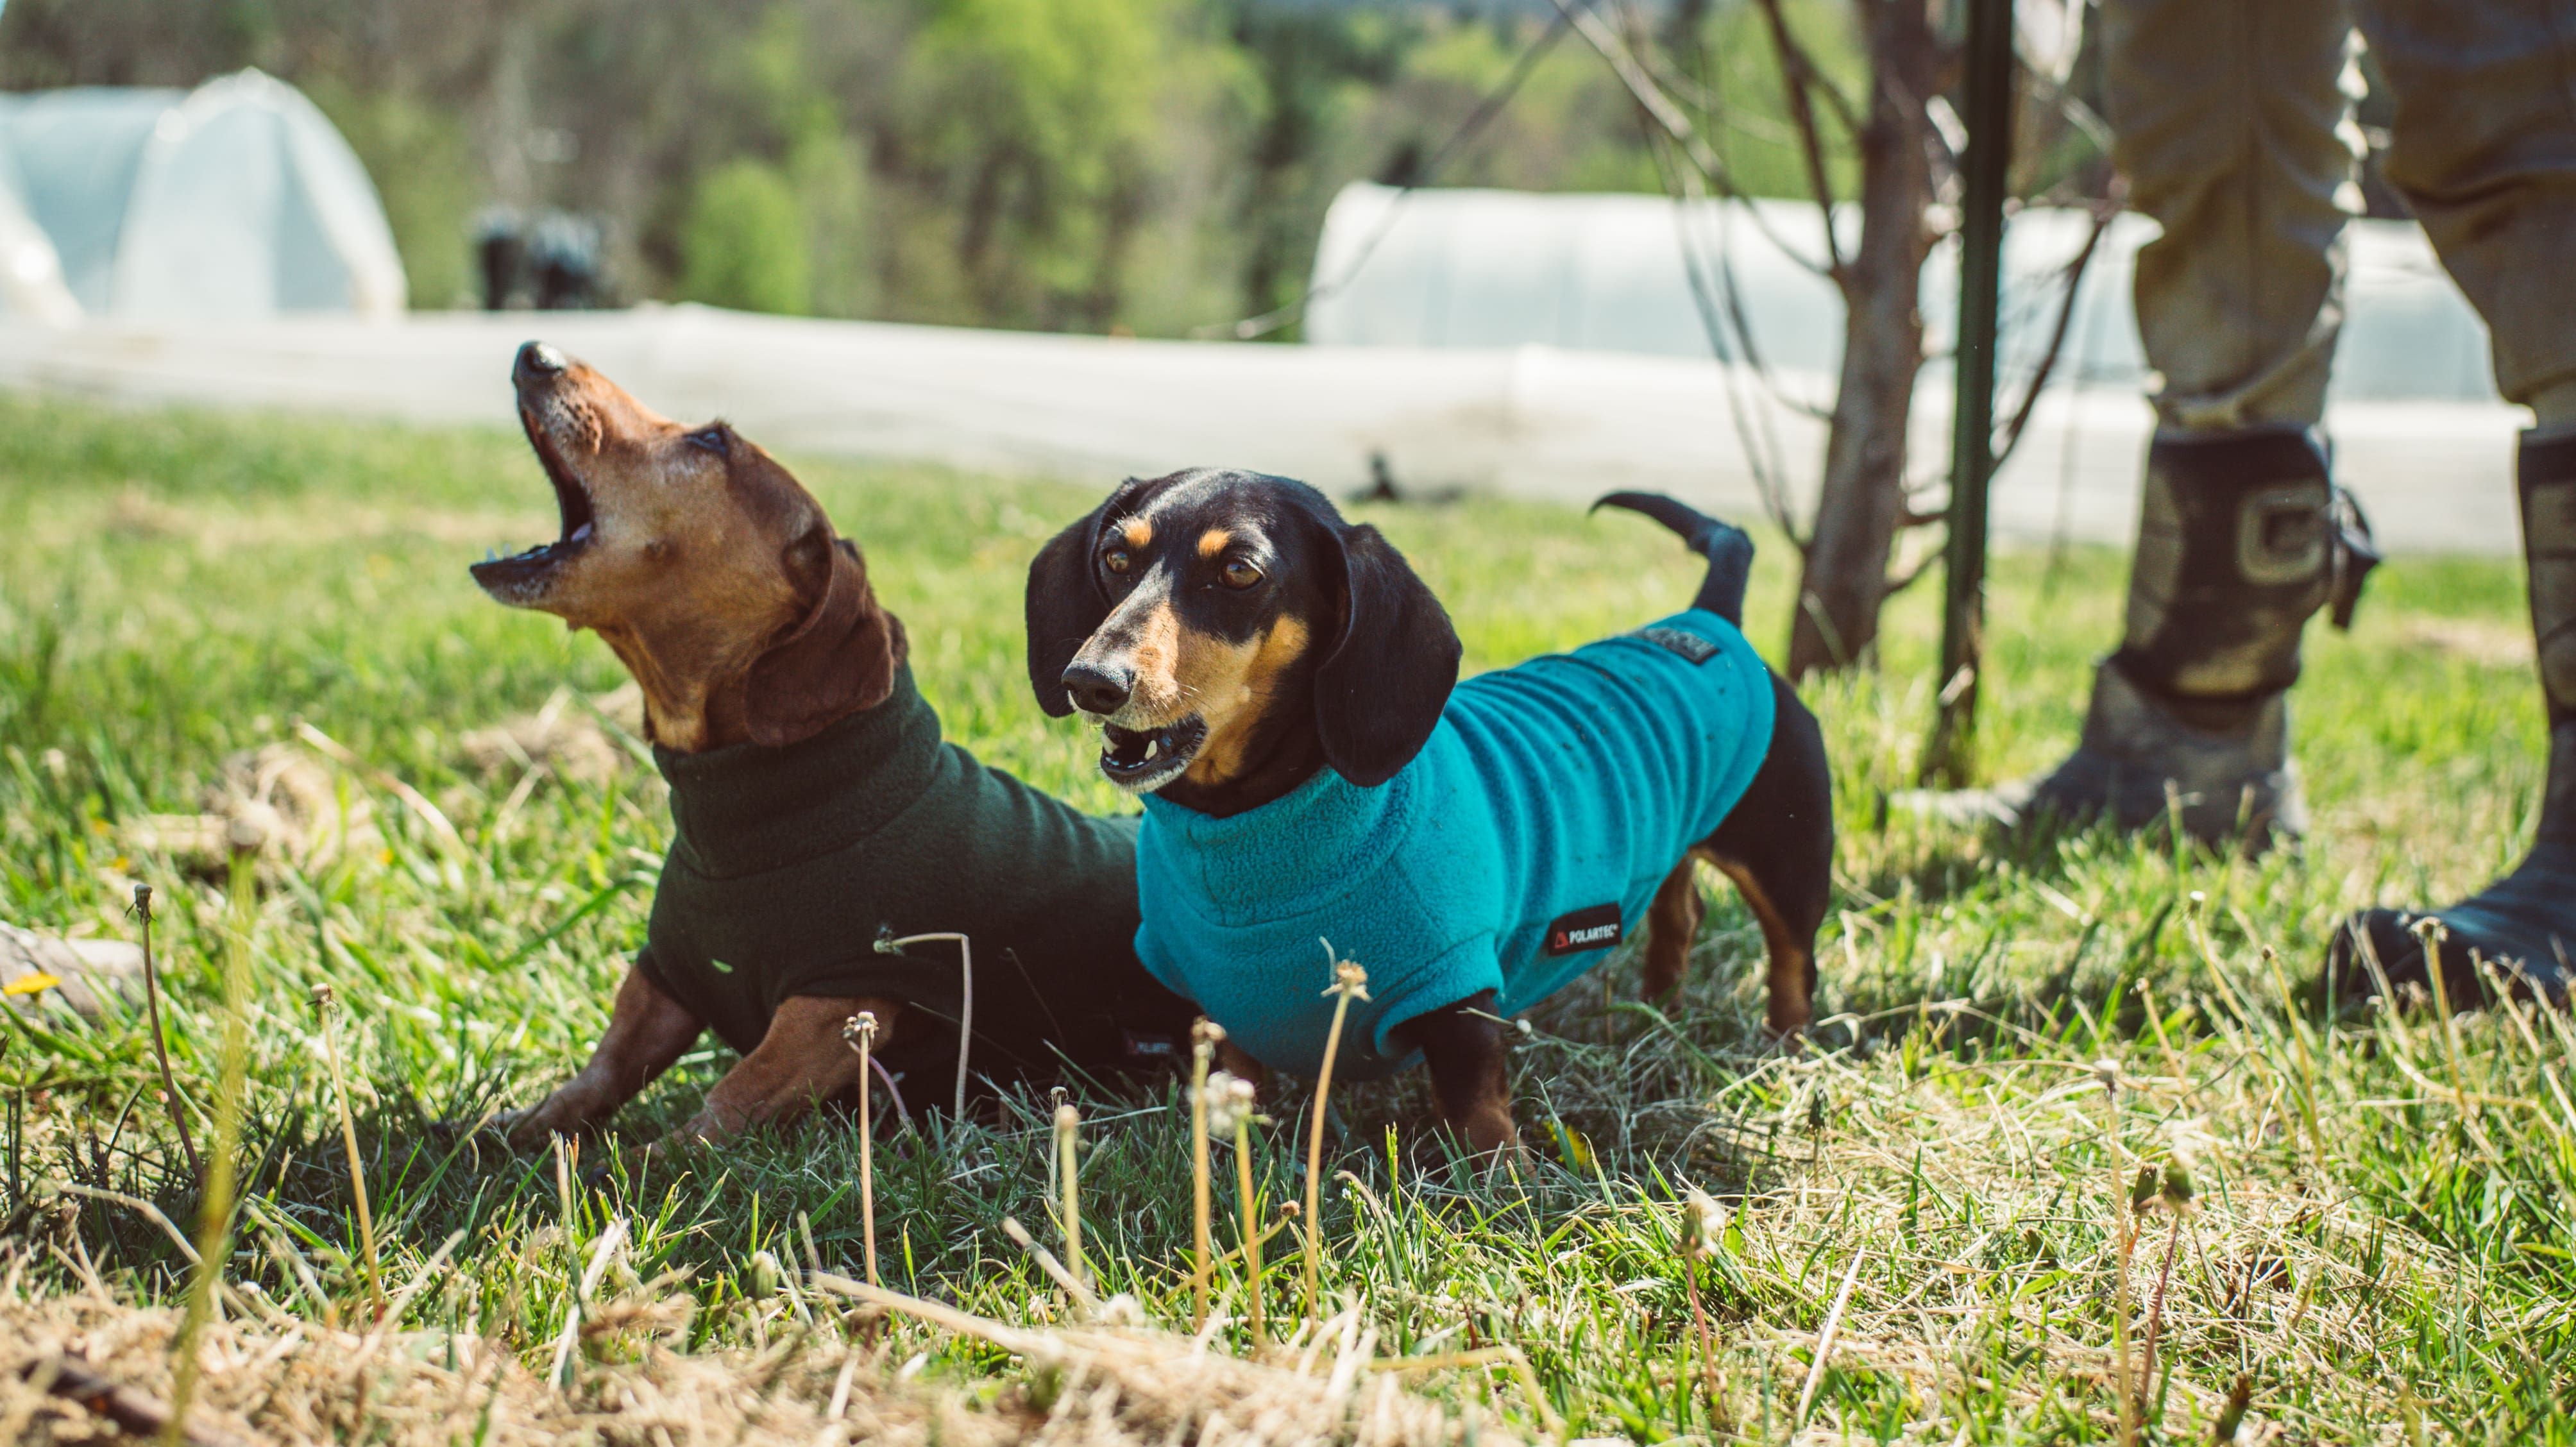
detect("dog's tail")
[1589,491,1755,625]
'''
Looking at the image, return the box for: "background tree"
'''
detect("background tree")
[1557,0,2110,680]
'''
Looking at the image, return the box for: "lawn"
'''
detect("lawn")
[1,393,2570,1443]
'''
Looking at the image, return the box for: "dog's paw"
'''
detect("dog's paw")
[493,1104,582,1153]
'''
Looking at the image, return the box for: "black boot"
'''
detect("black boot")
[2326,433,2576,1007]
[1925,428,2371,852]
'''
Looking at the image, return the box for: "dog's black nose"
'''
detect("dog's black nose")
[515,341,568,382]
[1062,662,1133,716]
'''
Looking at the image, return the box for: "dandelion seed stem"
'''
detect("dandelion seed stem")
[1677,1192,1721,1425]
[844,1013,881,1288]
[2103,1060,2136,1447]
[131,883,201,1187]
[1236,1112,1264,1352]
[314,983,387,1320]
[1303,952,1369,1326]
[1189,1019,1219,1331]
[1055,1101,1085,1291]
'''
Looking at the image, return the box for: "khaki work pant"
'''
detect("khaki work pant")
[2103,0,2576,431]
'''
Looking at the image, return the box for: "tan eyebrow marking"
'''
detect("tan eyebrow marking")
[1198,528,1232,559]
[1121,518,1153,549]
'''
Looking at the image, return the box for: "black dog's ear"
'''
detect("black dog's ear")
[1314,522,1461,786]
[1025,478,1149,716]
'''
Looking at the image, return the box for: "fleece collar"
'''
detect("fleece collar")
[654,663,942,881]
[1137,761,1422,926]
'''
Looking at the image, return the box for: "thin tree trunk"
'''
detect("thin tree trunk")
[1785,2,1938,680]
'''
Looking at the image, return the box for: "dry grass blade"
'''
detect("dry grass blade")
[547,1218,627,1389]
[1792,1244,1865,1427]
[811,1274,1539,1446]
[997,1215,1100,1317]
[291,722,466,859]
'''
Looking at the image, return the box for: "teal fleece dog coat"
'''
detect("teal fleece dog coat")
[638,662,1196,1093]
[1133,608,1775,1079]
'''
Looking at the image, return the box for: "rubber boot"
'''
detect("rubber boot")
[2325,432,2576,1008]
[1924,428,2372,853]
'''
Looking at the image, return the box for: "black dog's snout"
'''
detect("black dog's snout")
[1061,662,1133,716]
[515,341,568,382]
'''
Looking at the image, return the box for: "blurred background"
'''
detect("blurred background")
[0,0,1732,331]
[0,0,2520,562]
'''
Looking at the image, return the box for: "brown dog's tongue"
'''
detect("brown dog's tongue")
[741,539,905,748]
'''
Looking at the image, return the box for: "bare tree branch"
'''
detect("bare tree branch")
[1991,188,2122,470]
[1646,131,1817,556]
[1752,0,1848,273]
[1546,0,1836,280]
[1882,545,1944,597]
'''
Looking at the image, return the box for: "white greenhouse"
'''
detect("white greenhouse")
[1304,181,2498,405]
[0,69,405,325]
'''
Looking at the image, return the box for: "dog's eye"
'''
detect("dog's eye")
[1219,558,1263,590]
[685,426,730,459]
[1102,547,1133,576]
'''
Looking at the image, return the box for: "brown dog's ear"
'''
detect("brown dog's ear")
[743,533,902,748]
[1312,522,1460,786]
[1025,477,1152,716]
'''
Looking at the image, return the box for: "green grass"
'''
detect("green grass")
[3,393,2572,1441]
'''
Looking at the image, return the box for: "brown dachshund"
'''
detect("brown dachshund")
[1026,470,1833,1157]
[477,343,1190,1151]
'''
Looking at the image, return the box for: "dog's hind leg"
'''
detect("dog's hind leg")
[1641,852,1712,1001]
[1700,677,1835,1037]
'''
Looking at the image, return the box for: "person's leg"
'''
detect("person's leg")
[2325,0,2576,1003]
[2002,0,2369,851]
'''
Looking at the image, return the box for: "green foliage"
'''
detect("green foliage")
[901,0,1253,330]
[0,0,1883,331]
[715,3,876,318]
[1677,0,1870,203]
[3,398,2574,1440]
[680,159,813,316]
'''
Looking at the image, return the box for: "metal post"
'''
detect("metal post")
[1922,0,2017,786]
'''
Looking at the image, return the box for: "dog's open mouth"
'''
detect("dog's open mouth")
[1099,715,1206,791]
[470,415,597,599]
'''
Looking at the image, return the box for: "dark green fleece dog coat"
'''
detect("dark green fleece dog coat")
[636,663,1194,1097]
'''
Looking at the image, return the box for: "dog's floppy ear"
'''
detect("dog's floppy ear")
[743,532,902,747]
[1025,477,1150,716]
[1313,521,1460,786]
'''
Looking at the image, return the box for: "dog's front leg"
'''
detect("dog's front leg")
[667,995,904,1147]
[1389,990,1521,1161]
[505,963,704,1149]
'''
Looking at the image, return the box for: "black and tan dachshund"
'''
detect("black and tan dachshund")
[1026,468,1833,1156]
